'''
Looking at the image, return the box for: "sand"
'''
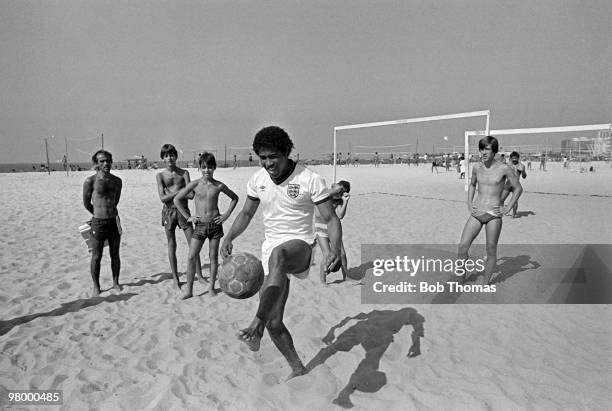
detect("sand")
[1,162,611,410]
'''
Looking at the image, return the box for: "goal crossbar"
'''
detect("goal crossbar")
[333,110,490,181]
[464,123,611,190]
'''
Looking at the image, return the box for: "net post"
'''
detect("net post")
[333,128,337,182]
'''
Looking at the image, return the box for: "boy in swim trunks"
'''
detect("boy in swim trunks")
[82,150,123,297]
[315,180,350,284]
[458,136,523,285]
[500,151,527,218]
[221,126,342,381]
[156,144,203,289]
[175,152,238,299]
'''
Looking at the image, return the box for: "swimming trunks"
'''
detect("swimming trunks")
[192,221,224,241]
[162,204,189,230]
[90,216,122,242]
[472,210,501,224]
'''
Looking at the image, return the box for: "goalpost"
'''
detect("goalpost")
[465,123,612,190]
[333,110,491,181]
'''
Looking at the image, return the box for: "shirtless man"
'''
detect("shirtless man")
[501,151,527,218]
[175,152,238,299]
[458,136,523,285]
[156,144,203,289]
[221,126,342,381]
[82,150,123,297]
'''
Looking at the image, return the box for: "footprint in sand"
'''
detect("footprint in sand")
[175,323,192,337]
[57,282,71,290]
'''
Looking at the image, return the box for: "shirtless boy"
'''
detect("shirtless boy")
[315,180,350,284]
[458,137,523,285]
[501,151,527,218]
[82,150,123,297]
[156,144,203,289]
[175,152,238,299]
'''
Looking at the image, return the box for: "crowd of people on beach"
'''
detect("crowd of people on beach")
[82,126,524,381]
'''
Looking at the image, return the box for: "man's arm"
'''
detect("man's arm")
[183,170,195,200]
[502,166,523,213]
[114,176,122,207]
[316,200,342,273]
[519,164,527,179]
[335,194,350,219]
[82,176,94,215]
[221,197,259,258]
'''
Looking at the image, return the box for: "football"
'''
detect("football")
[218,253,264,299]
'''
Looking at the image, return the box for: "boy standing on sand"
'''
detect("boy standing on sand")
[175,152,238,299]
[458,136,523,285]
[221,126,342,381]
[156,144,203,290]
[82,150,122,297]
[501,151,527,218]
[315,180,351,284]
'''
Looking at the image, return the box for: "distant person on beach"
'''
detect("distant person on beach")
[249,152,253,166]
[431,158,438,173]
[459,156,466,179]
[539,154,546,171]
[221,125,342,380]
[82,150,123,297]
[175,152,238,299]
[233,154,238,170]
[501,151,527,218]
[458,136,522,285]
[156,144,203,290]
[315,180,350,284]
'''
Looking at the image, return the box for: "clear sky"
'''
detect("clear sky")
[1,0,610,163]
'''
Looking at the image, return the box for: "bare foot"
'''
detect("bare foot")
[237,326,263,352]
[209,288,217,297]
[179,290,193,300]
[173,280,182,290]
[196,273,207,282]
[92,287,101,297]
[112,283,122,292]
[282,366,307,382]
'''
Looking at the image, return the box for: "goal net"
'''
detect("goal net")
[333,110,491,181]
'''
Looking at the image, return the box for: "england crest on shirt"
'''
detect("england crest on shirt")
[287,184,300,198]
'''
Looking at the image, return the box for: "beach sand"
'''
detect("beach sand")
[1,162,611,410]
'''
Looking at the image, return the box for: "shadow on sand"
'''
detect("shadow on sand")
[306,307,424,408]
[0,293,138,337]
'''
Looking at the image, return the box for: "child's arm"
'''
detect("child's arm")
[335,193,350,219]
[182,169,195,199]
[214,184,239,224]
[156,172,178,204]
[174,181,199,221]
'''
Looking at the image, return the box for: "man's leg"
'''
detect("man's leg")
[180,237,205,300]
[90,237,105,297]
[183,226,204,281]
[457,216,483,283]
[483,218,502,284]
[239,240,312,353]
[165,227,180,288]
[340,241,348,281]
[108,234,121,291]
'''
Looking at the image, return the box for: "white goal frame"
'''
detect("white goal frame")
[465,123,612,190]
[333,110,490,182]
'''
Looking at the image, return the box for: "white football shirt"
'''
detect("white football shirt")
[247,163,330,243]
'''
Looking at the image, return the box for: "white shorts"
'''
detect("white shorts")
[261,237,316,279]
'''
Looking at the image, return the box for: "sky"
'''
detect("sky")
[1,0,610,163]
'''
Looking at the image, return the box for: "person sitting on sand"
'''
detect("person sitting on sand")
[156,144,203,290]
[82,150,123,297]
[175,152,238,299]
[501,151,527,218]
[458,136,522,285]
[221,125,342,381]
[315,180,350,284]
